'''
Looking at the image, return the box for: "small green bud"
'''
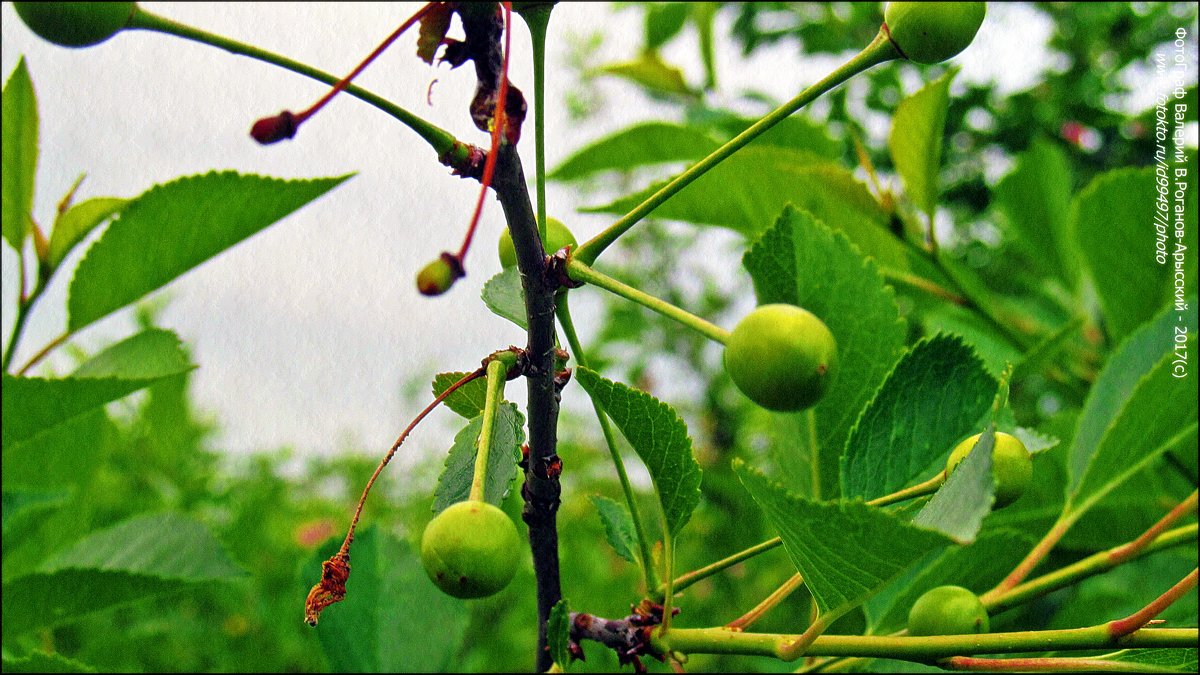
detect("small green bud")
[884,2,986,64]
[14,2,136,48]
[416,253,464,297]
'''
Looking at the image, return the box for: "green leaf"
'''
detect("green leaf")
[1074,169,1192,341]
[734,460,951,617]
[584,152,911,270]
[482,266,528,330]
[3,513,243,638]
[575,367,701,537]
[911,426,995,543]
[2,57,38,251]
[431,371,489,419]
[589,495,638,564]
[644,2,689,49]
[48,197,128,269]
[2,651,97,673]
[744,207,906,498]
[1068,303,1197,511]
[1010,316,1085,385]
[698,111,843,160]
[888,69,954,218]
[865,528,1036,634]
[301,527,468,673]
[548,599,573,671]
[549,122,720,181]
[38,513,244,579]
[597,52,696,98]
[1098,649,1198,673]
[432,403,525,513]
[66,171,352,332]
[993,139,1077,285]
[841,334,996,501]
[2,488,71,535]
[1,329,193,451]
[1068,339,1197,516]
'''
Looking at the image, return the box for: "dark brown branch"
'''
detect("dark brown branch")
[493,143,562,672]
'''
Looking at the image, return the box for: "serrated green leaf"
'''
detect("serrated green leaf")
[482,266,528,329]
[2,651,97,673]
[2,57,37,250]
[888,69,954,218]
[1075,169,1192,341]
[584,153,911,270]
[1068,340,1198,516]
[1070,305,1179,484]
[1068,303,1197,511]
[432,371,489,419]
[734,460,952,617]
[300,527,468,672]
[548,599,573,671]
[763,410,820,499]
[48,197,128,269]
[67,171,352,332]
[911,426,995,543]
[1099,649,1198,673]
[2,329,193,451]
[39,513,244,579]
[3,513,242,639]
[841,334,996,501]
[866,529,1036,634]
[744,207,906,498]
[550,122,720,181]
[590,495,638,564]
[432,403,525,513]
[575,367,701,537]
[994,139,1078,285]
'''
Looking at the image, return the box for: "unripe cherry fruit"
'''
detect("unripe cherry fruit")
[498,217,577,268]
[420,501,521,599]
[724,304,838,412]
[13,2,136,48]
[908,585,990,636]
[884,2,986,64]
[945,431,1032,508]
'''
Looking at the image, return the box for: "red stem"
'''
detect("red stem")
[336,367,485,556]
[941,655,1164,672]
[1107,568,1199,638]
[1108,490,1198,565]
[455,2,513,262]
[294,2,435,125]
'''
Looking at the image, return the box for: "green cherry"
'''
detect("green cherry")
[13,2,136,48]
[884,2,986,64]
[946,431,1033,508]
[420,500,522,599]
[498,216,577,268]
[724,304,838,412]
[908,585,990,636]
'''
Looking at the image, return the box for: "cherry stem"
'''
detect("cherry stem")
[1106,567,1198,638]
[336,367,485,558]
[456,2,514,264]
[1107,489,1197,565]
[726,573,805,631]
[293,3,435,128]
[939,655,1171,673]
[469,358,509,503]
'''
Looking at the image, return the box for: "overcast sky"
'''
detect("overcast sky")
[2,3,1085,461]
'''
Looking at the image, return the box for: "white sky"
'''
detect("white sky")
[2,2,1062,459]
